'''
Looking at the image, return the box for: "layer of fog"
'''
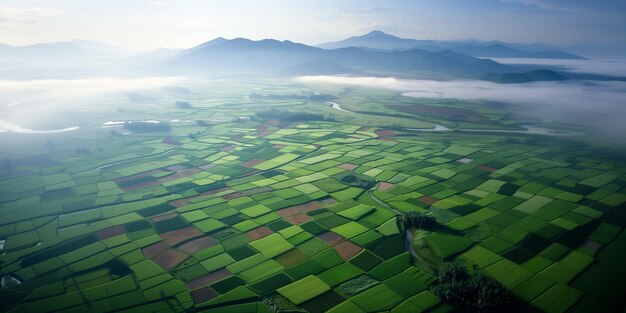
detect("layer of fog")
[490,58,626,77]
[300,75,626,143]
[0,76,183,130]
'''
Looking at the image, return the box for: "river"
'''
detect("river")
[0,120,79,134]
[327,101,584,137]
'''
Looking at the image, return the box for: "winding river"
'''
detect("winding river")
[327,101,584,137]
[0,120,79,134]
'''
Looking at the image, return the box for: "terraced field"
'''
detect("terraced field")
[0,80,625,313]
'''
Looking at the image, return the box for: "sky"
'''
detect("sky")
[0,0,624,51]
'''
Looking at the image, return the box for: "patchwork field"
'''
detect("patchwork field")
[0,79,624,313]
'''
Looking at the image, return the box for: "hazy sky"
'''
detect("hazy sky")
[0,0,624,51]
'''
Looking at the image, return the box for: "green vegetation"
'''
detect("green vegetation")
[277,275,330,305]
[400,211,437,230]
[433,263,513,313]
[0,78,624,313]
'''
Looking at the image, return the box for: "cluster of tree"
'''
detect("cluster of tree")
[433,263,512,313]
[338,173,376,189]
[123,121,171,132]
[400,211,437,230]
[249,93,336,102]
[255,109,333,122]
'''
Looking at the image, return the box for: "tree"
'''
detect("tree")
[400,211,437,230]
[433,263,512,313]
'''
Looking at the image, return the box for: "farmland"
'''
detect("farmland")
[0,78,625,313]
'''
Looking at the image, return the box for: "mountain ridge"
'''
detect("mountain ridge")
[319,31,587,60]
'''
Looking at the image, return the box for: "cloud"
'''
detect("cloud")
[339,7,395,14]
[146,1,184,7]
[0,7,67,24]
[300,75,626,143]
[501,0,626,13]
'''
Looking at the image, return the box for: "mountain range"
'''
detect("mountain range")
[318,31,587,60]
[0,40,136,69]
[2,31,624,84]
[163,36,516,78]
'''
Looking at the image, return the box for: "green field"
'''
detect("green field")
[0,78,624,313]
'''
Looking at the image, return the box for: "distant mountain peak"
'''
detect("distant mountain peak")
[204,37,228,45]
[359,30,402,40]
[319,32,585,59]
[363,30,391,36]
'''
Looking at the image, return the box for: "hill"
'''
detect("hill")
[166,37,512,77]
[319,31,587,60]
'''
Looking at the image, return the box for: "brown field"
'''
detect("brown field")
[241,159,265,168]
[169,199,190,208]
[189,187,230,201]
[151,212,177,222]
[284,213,311,225]
[187,269,231,289]
[222,191,245,200]
[179,236,218,254]
[255,130,274,138]
[338,163,358,170]
[478,165,497,172]
[114,170,162,191]
[246,226,273,240]
[582,240,602,251]
[420,195,439,205]
[275,249,310,267]
[277,201,322,217]
[320,198,337,205]
[375,130,395,138]
[143,242,169,258]
[160,226,204,246]
[190,286,219,303]
[153,249,189,271]
[378,182,395,191]
[318,232,345,247]
[97,225,126,240]
[334,241,362,260]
